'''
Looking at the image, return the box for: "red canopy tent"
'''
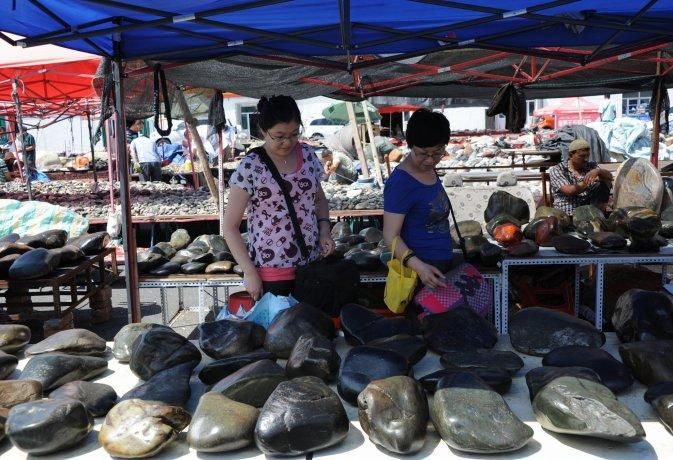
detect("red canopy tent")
[533,97,601,129]
[378,104,421,114]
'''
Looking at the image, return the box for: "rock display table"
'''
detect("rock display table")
[1,333,671,459]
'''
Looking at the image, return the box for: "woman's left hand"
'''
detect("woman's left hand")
[319,232,335,256]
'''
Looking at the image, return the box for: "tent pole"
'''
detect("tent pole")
[346,102,369,179]
[112,45,141,324]
[651,51,663,168]
[105,117,115,212]
[11,79,32,201]
[362,101,384,187]
[86,107,98,185]
[217,126,225,236]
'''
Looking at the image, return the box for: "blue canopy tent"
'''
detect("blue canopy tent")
[2,0,673,322]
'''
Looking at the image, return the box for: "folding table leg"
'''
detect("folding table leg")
[198,285,206,323]
[594,264,605,331]
[160,288,167,325]
[574,265,581,316]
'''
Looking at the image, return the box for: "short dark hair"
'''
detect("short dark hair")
[405,109,450,149]
[257,95,302,132]
[126,119,138,129]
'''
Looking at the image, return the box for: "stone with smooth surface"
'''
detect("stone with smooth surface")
[0,380,42,408]
[20,353,107,391]
[205,260,234,274]
[149,260,182,276]
[543,346,634,393]
[0,253,19,277]
[25,328,107,356]
[121,361,193,407]
[264,302,336,358]
[198,350,277,385]
[422,308,498,353]
[340,304,419,346]
[130,327,201,380]
[644,382,673,403]
[6,399,93,455]
[533,376,645,442]
[651,394,673,435]
[367,334,427,365]
[99,399,191,458]
[188,393,259,452]
[67,231,109,255]
[0,350,18,379]
[169,229,191,250]
[255,376,349,456]
[17,229,68,249]
[0,324,30,353]
[181,261,207,274]
[8,247,59,279]
[525,366,602,400]
[419,367,512,394]
[509,307,605,356]
[612,289,673,343]
[198,319,266,360]
[358,375,428,454]
[618,340,673,385]
[211,359,287,408]
[112,323,169,363]
[49,380,117,417]
[613,157,664,212]
[440,349,523,375]
[286,334,340,382]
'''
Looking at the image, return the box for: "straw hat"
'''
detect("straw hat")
[568,139,590,153]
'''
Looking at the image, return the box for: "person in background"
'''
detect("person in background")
[321,148,357,184]
[383,108,453,291]
[129,127,163,182]
[0,126,8,146]
[0,156,12,183]
[599,94,617,122]
[323,124,399,164]
[223,95,335,300]
[549,138,613,215]
[126,119,140,144]
[17,127,36,171]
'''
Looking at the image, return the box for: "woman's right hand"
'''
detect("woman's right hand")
[412,259,447,289]
[243,269,263,301]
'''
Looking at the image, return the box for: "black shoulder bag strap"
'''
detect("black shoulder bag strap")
[437,168,467,259]
[253,146,310,261]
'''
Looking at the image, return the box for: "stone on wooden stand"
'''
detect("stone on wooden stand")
[5,288,33,318]
[43,312,74,337]
[89,286,113,324]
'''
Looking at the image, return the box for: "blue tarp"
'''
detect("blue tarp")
[2,1,673,62]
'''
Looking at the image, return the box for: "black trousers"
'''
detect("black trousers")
[140,162,163,182]
[262,279,294,297]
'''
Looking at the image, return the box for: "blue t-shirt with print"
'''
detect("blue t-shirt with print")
[384,168,452,262]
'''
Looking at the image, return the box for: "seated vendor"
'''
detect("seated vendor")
[549,139,612,215]
[321,149,358,184]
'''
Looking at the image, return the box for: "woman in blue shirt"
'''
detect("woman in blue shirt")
[383,109,452,290]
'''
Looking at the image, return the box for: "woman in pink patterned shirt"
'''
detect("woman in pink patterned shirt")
[223,95,336,300]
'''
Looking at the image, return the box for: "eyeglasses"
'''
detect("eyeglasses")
[266,130,302,143]
[412,146,446,162]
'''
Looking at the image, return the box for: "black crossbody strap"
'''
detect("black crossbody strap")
[253,146,310,260]
[436,168,467,259]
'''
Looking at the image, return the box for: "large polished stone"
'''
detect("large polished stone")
[205,260,234,274]
[6,399,93,455]
[169,229,191,250]
[422,308,497,353]
[264,302,335,358]
[67,231,110,255]
[543,346,633,393]
[198,350,277,385]
[181,261,207,274]
[188,393,259,452]
[337,345,411,405]
[613,157,664,211]
[431,372,533,453]
[51,244,85,266]
[255,376,349,456]
[340,304,419,346]
[0,253,19,278]
[99,399,191,458]
[149,260,182,276]
[129,327,201,380]
[509,307,605,356]
[645,382,673,403]
[49,380,118,417]
[612,289,673,343]
[0,324,30,353]
[8,247,60,279]
[286,334,340,382]
[136,251,166,273]
[20,353,107,391]
[618,340,673,385]
[25,328,107,356]
[198,319,265,360]
[533,376,645,442]
[525,366,602,400]
[419,367,512,394]
[358,376,428,454]
[112,323,170,363]
[211,359,287,408]
[121,361,193,407]
[0,380,42,408]
[0,350,18,379]
[651,394,673,435]
[440,349,524,375]
[366,334,427,365]
[17,229,68,249]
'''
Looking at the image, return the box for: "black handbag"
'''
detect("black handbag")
[254,146,360,315]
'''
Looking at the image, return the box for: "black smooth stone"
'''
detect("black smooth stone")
[525,366,602,400]
[652,394,673,435]
[543,346,634,393]
[20,354,108,391]
[188,240,210,253]
[264,303,335,359]
[211,359,287,408]
[644,382,673,403]
[181,261,207,274]
[176,248,202,259]
[552,234,591,254]
[130,327,201,381]
[190,252,214,264]
[440,349,523,375]
[612,289,673,343]
[367,334,427,365]
[154,242,176,259]
[419,368,512,394]
[67,231,110,255]
[170,255,190,265]
[255,376,349,456]
[148,260,181,276]
[17,229,68,249]
[136,252,166,273]
[337,346,411,405]
[340,304,419,346]
[437,371,492,391]
[0,242,31,259]
[422,308,497,353]
[212,250,236,262]
[49,380,118,417]
[286,334,341,382]
[51,245,85,266]
[198,319,265,360]
[0,350,18,379]
[121,361,193,407]
[6,399,93,455]
[509,307,605,356]
[619,340,673,385]
[0,253,19,278]
[8,248,60,280]
[479,242,502,266]
[112,323,170,363]
[199,350,277,385]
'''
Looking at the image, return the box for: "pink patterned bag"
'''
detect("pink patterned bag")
[414,263,492,319]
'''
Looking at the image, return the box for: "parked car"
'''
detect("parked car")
[303,118,347,139]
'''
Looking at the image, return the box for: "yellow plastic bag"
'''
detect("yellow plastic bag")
[384,237,418,314]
